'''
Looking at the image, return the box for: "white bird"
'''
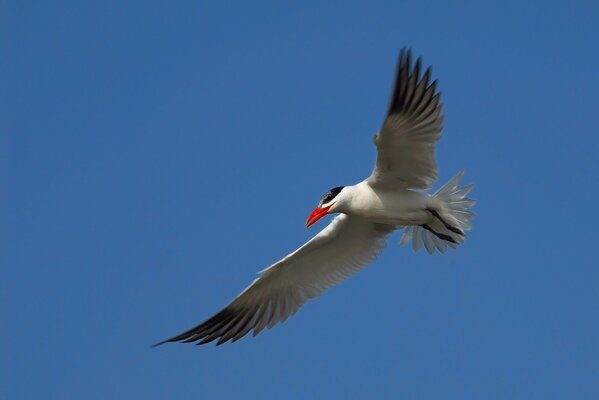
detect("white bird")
[155,49,475,346]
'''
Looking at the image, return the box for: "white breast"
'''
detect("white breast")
[340,181,432,225]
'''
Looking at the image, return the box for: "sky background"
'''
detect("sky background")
[3,1,599,399]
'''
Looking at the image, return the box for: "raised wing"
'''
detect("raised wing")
[155,215,394,346]
[368,48,444,190]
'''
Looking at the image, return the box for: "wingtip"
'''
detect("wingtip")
[151,334,185,347]
[398,47,416,66]
[151,339,169,348]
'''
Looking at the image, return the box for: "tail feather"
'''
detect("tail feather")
[400,171,476,254]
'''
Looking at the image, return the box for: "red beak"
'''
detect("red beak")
[305,204,333,227]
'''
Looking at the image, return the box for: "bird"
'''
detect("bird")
[155,48,476,347]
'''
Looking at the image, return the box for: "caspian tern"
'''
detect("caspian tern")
[155,49,475,346]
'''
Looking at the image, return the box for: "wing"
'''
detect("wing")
[155,215,395,346]
[368,48,444,190]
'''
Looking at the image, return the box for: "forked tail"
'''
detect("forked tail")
[400,171,476,254]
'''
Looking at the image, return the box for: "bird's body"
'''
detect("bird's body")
[156,48,476,346]
[333,182,434,226]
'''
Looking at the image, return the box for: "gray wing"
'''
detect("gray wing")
[155,215,395,346]
[368,48,444,190]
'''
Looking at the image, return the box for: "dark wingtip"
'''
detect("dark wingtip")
[151,338,171,348]
[386,47,423,117]
[399,47,413,67]
[399,47,411,62]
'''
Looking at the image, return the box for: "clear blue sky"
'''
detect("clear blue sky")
[3,1,599,399]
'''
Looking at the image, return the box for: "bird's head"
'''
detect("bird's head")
[305,186,346,227]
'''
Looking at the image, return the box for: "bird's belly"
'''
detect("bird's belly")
[348,187,431,226]
[357,208,430,226]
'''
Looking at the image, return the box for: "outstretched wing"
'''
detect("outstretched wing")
[155,215,395,346]
[368,48,444,190]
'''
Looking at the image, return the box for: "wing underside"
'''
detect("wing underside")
[155,215,395,346]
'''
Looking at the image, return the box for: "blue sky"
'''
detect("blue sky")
[3,1,599,399]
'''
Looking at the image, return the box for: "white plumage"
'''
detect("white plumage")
[156,48,476,346]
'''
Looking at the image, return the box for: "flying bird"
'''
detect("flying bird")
[155,49,476,346]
